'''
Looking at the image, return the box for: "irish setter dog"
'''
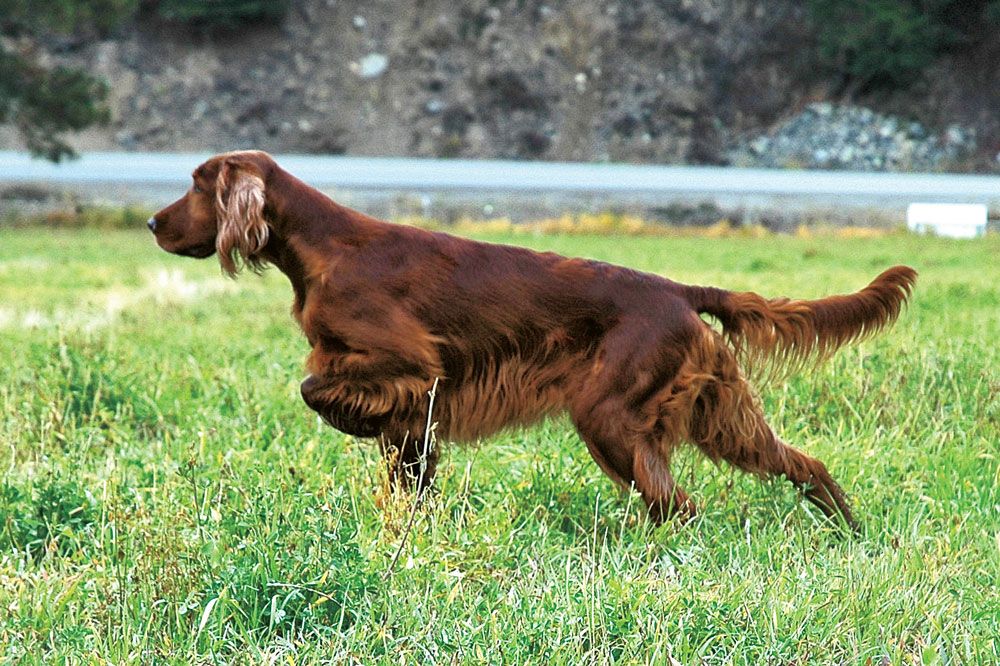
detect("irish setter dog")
[149,150,916,531]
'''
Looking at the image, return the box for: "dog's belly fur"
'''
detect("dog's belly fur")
[432,354,584,442]
[302,349,589,444]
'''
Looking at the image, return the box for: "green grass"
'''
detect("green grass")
[1,228,997,664]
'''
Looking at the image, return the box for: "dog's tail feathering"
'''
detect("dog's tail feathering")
[683,265,917,379]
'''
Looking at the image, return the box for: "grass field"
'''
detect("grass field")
[0,227,997,664]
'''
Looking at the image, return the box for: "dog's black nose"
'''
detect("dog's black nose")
[147,217,157,232]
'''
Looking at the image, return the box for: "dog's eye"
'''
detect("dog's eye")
[192,183,203,194]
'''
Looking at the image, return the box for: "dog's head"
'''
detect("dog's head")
[148,150,275,276]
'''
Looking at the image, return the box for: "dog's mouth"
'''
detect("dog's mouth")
[175,244,217,259]
[153,230,217,259]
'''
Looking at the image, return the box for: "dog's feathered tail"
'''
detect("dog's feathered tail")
[682,266,917,380]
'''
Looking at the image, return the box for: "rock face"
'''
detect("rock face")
[1,0,991,170]
[2,0,819,164]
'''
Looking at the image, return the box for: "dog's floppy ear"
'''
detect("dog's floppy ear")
[215,156,269,276]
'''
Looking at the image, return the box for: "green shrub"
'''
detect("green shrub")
[1,0,137,161]
[155,0,290,28]
[0,0,137,38]
[806,0,1000,91]
[4,62,111,162]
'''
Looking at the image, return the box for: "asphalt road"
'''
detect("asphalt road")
[2,151,998,211]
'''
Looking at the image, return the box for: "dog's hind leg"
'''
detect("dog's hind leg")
[632,439,697,524]
[569,316,700,525]
[682,331,859,531]
[764,437,857,532]
[570,398,695,524]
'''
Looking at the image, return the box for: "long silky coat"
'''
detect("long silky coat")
[149,151,917,530]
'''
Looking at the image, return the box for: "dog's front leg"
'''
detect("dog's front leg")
[300,333,441,433]
[299,373,394,437]
[301,316,446,491]
[301,368,441,494]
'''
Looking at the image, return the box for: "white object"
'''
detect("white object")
[907,202,987,238]
[357,53,388,79]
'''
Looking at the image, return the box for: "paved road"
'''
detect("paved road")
[2,150,998,210]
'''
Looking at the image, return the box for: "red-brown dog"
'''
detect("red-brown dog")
[149,150,916,530]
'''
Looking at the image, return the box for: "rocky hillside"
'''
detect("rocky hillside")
[3,0,998,170]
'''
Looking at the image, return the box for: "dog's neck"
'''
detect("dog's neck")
[257,166,381,315]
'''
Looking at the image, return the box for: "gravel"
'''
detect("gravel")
[728,103,977,171]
